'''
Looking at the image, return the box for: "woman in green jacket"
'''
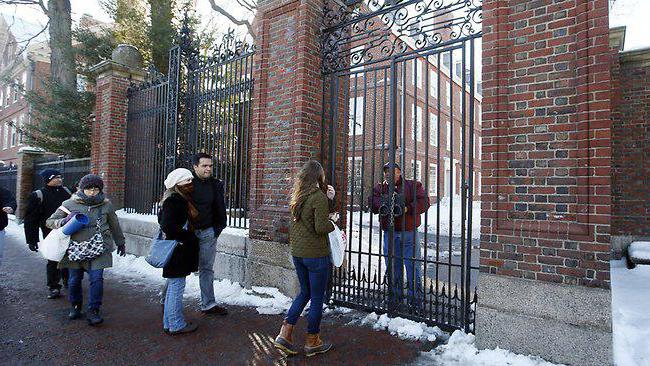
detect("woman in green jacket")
[274,160,336,357]
[46,174,126,326]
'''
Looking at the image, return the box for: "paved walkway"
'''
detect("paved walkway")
[0,229,429,365]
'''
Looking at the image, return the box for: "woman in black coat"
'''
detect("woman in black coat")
[159,168,200,335]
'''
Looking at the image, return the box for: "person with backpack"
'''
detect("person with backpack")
[24,169,72,299]
[46,174,126,326]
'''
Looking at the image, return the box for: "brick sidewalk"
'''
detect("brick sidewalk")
[0,231,429,365]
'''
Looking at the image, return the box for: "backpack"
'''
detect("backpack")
[35,187,72,204]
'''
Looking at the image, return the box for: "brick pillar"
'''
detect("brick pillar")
[477,1,612,365]
[245,0,326,295]
[15,148,44,219]
[89,45,145,209]
[249,0,325,243]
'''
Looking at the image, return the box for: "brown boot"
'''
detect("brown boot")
[304,333,332,357]
[273,321,298,355]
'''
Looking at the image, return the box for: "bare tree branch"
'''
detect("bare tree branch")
[0,0,47,13]
[207,0,255,38]
[234,0,255,13]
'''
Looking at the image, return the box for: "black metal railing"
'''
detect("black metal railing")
[124,24,254,228]
[32,157,90,191]
[0,165,17,198]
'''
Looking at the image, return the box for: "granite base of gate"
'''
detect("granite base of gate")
[117,216,300,297]
[475,274,612,366]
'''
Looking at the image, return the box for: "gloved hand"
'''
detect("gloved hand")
[28,242,38,252]
[116,245,126,256]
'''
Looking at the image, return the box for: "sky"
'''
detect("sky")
[609,0,650,50]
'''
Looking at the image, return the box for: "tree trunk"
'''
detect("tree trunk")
[48,0,75,89]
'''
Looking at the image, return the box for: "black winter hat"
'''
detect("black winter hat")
[40,169,62,184]
[383,162,401,172]
[78,174,104,191]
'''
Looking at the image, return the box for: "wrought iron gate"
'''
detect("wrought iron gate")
[322,0,482,332]
[125,23,254,228]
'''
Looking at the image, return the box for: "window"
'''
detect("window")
[18,114,24,144]
[445,81,451,107]
[12,80,18,102]
[10,120,16,147]
[454,61,462,79]
[350,45,364,75]
[21,71,27,92]
[411,105,423,142]
[477,172,481,196]
[442,53,451,71]
[348,96,364,135]
[446,120,451,151]
[477,105,482,126]
[0,90,3,108]
[429,164,438,195]
[411,159,422,181]
[412,59,423,88]
[444,159,451,197]
[429,113,438,146]
[347,157,363,196]
[429,71,438,97]
[5,86,10,104]
[76,74,87,92]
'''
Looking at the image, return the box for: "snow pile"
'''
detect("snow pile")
[109,252,290,315]
[627,241,650,262]
[359,312,446,342]
[611,259,650,366]
[115,210,249,237]
[421,331,562,366]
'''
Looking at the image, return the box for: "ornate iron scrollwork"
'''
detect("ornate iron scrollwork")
[322,0,482,73]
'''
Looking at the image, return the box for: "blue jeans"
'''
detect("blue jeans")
[163,277,187,332]
[286,256,329,334]
[383,231,423,303]
[197,228,218,311]
[0,230,5,267]
[68,268,104,310]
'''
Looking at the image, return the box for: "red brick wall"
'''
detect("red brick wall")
[611,52,650,237]
[91,71,130,208]
[249,0,326,243]
[481,0,611,287]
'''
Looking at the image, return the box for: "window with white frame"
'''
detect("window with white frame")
[5,86,10,104]
[347,157,363,196]
[10,120,16,147]
[410,159,422,181]
[411,105,423,142]
[76,74,87,92]
[348,96,364,135]
[350,45,365,76]
[453,160,459,195]
[13,80,18,102]
[21,71,27,92]
[18,114,24,144]
[444,159,451,197]
[429,71,438,97]
[412,59,423,88]
[442,53,451,71]
[429,163,437,195]
[445,81,451,107]
[429,113,438,146]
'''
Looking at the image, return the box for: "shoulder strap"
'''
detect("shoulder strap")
[63,187,72,195]
[58,205,71,215]
[35,189,43,203]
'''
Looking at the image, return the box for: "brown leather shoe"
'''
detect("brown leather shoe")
[273,321,298,355]
[168,321,198,335]
[304,333,332,357]
[202,305,228,315]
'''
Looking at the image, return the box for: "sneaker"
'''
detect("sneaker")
[202,305,228,316]
[47,288,61,299]
[68,304,82,320]
[168,322,198,335]
[86,309,104,326]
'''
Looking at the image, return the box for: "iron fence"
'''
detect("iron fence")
[0,166,17,198]
[124,24,254,228]
[32,157,91,191]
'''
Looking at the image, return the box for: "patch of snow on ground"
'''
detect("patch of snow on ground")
[611,259,650,366]
[359,312,446,342]
[419,331,563,366]
[115,210,249,237]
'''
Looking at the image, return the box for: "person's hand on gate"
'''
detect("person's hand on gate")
[326,185,336,200]
[28,242,38,252]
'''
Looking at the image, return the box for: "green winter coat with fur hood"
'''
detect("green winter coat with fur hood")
[46,194,125,270]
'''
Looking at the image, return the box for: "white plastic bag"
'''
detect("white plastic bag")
[328,221,346,267]
[40,228,70,262]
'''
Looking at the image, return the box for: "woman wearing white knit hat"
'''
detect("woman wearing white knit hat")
[159,168,200,335]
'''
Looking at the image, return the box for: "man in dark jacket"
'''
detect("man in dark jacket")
[24,169,72,299]
[0,185,16,268]
[370,162,430,306]
[191,153,228,315]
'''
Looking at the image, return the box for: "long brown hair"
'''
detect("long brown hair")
[290,160,326,221]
